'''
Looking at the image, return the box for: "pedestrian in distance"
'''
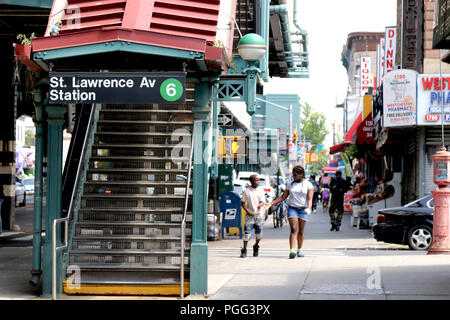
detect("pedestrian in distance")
[268,165,313,259]
[310,174,319,213]
[321,184,330,211]
[328,170,350,231]
[320,173,331,187]
[240,174,266,258]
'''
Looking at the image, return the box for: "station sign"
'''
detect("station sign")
[48,72,185,104]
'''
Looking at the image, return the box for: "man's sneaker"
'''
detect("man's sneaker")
[240,248,247,258]
[330,223,336,231]
[297,251,304,258]
[253,244,259,257]
[289,251,296,259]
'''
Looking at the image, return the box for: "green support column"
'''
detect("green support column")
[30,91,44,286]
[190,82,211,295]
[211,82,219,179]
[41,106,66,298]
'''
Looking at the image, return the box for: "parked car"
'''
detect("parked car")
[22,177,35,195]
[259,175,276,203]
[270,175,286,195]
[236,171,258,182]
[15,181,26,207]
[372,195,434,250]
[233,180,247,198]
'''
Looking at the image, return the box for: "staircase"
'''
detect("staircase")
[64,97,194,296]
[233,0,255,53]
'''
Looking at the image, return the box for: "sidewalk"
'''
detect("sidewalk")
[1,207,449,300]
[206,209,450,300]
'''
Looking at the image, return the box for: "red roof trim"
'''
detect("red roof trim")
[33,27,207,53]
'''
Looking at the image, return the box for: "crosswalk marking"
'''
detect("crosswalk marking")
[209,247,347,257]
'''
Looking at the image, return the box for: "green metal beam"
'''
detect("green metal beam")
[33,41,204,62]
[190,82,211,296]
[41,106,66,298]
[0,0,52,8]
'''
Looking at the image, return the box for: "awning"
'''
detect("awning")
[321,166,338,174]
[356,112,374,145]
[329,112,363,154]
[329,143,348,155]
[346,112,363,143]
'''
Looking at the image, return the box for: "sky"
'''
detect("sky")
[227,0,397,148]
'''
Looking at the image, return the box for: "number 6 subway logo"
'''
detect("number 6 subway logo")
[160,78,184,102]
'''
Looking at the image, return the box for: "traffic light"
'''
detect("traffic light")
[218,136,247,158]
[293,129,298,143]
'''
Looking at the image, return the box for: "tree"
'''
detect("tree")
[300,103,329,176]
[300,102,328,146]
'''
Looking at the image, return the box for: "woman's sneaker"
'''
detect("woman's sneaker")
[297,251,304,257]
[289,251,296,259]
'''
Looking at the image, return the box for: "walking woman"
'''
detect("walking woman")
[268,165,314,259]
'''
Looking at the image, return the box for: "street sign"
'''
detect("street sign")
[218,114,233,126]
[48,72,185,104]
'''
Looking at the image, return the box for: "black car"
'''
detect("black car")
[372,195,434,250]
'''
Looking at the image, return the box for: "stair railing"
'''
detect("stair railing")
[52,104,98,300]
[180,131,194,298]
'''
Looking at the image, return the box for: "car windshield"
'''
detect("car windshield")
[23,179,34,185]
[259,179,269,187]
[271,176,285,185]
[234,185,244,195]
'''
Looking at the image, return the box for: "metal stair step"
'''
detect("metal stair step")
[89,156,189,161]
[82,194,186,199]
[101,109,192,114]
[78,209,192,223]
[78,208,187,213]
[92,143,190,149]
[75,221,189,227]
[97,120,192,125]
[84,181,189,186]
[69,251,189,266]
[70,249,188,255]
[64,270,188,286]
[95,131,191,136]
[73,235,187,241]
[68,263,187,271]
[87,168,189,173]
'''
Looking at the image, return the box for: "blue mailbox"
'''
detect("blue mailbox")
[220,191,242,239]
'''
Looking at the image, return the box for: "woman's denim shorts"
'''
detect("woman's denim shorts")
[287,206,309,221]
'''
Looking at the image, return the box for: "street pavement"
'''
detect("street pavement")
[1,204,450,300]
[206,206,450,300]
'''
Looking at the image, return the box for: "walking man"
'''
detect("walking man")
[329,170,349,231]
[310,175,319,213]
[240,174,266,258]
